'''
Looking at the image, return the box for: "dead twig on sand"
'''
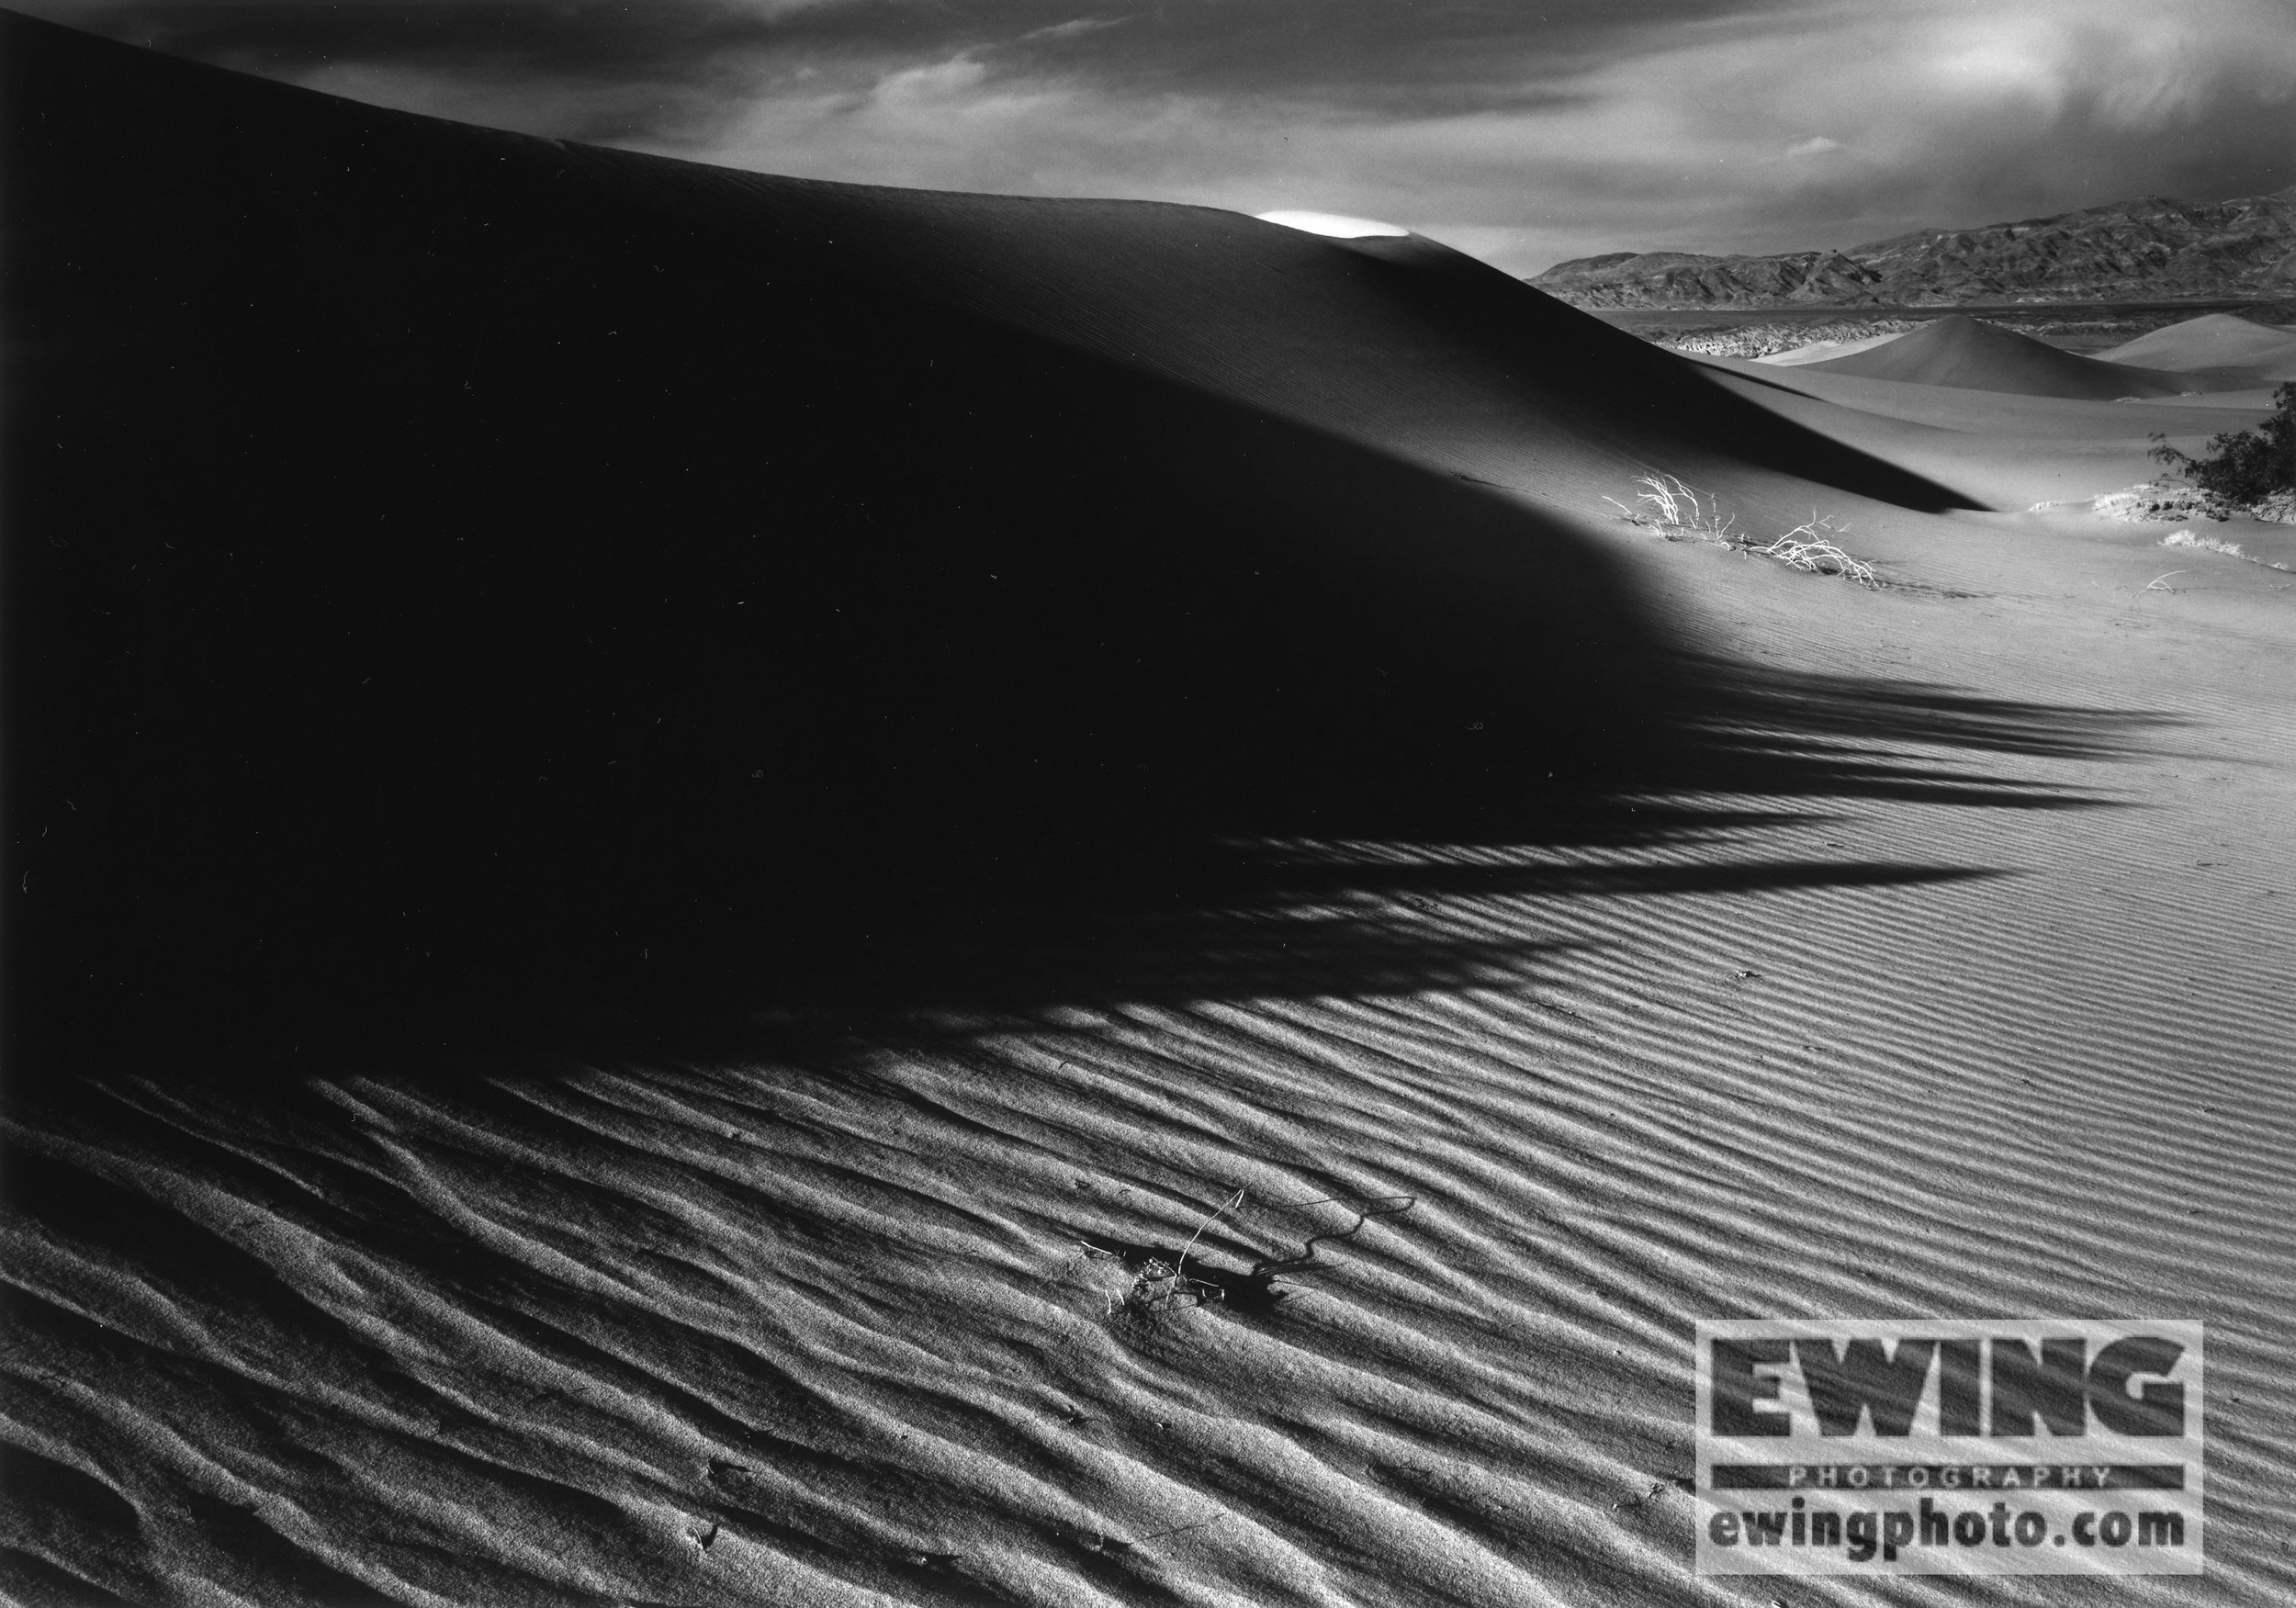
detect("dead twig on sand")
[1175,1186,1245,1295]
[1080,1514,1224,1555]
[1083,1186,1249,1315]
[1249,1192,1418,1286]
[1083,1185,1416,1318]
[1747,514,1878,587]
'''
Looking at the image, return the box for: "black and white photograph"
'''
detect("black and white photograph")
[3,1,2291,1602]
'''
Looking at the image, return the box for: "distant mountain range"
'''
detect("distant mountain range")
[1528,187,2296,310]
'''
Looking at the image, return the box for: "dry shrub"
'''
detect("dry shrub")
[1604,477,1878,587]
[2161,529,2245,557]
[1749,515,1878,586]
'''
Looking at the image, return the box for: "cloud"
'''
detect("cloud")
[625,0,2296,269]
[16,0,867,81]
[25,0,2296,274]
[1020,17,1129,44]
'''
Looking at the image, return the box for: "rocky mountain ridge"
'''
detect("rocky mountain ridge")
[1530,187,2296,309]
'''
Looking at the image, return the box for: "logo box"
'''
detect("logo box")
[1694,1319,2202,1576]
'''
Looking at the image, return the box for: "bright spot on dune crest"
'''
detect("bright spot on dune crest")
[1254,209,1411,239]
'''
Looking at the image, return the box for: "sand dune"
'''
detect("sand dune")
[1256,209,1412,239]
[1798,313,2209,399]
[6,15,2295,1608]
[0,11,1969,1052]
[1706,355,2268,442]
[1688,354,2276,508]
[544,155,1964,534]
[2142,385,2287,410]
[1753,329,1909,365]
[2094,313,2296,388]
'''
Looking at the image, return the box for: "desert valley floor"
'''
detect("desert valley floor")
[4,14,2294,1607]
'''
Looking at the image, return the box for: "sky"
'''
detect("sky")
[24,0,2296,275]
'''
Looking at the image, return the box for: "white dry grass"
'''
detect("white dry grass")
[1603,473,1737,541]
[1604,476,1879,587]
[2157,525,2295,575]
[1744,514,1877,584]
[2162,529,2245,557]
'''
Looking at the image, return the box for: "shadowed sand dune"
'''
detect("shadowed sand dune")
[6,15,2296,1608]
[1800,314,2205,400]
[0,11,1973,1067]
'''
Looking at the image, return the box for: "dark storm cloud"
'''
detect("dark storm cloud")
[15,0,1735,171]
[23,0,799,78]
[22,1,1737,100]
[21,0,2296,275]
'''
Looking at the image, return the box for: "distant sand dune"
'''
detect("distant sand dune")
[1689,354,2277,507]
[1754,328,1909,365]
[1798,312,2207,399]
[2095,312,2296,387]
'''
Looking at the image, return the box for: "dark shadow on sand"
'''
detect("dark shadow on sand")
[2,16,2183,1089]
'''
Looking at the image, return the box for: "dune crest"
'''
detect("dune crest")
[1255,208,1411,238]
